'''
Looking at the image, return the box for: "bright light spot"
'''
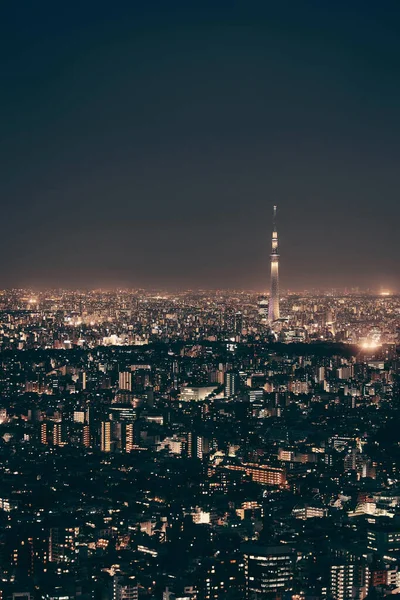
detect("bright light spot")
[361,342,381,350]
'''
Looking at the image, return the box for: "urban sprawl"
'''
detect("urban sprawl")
[0,288,399,600]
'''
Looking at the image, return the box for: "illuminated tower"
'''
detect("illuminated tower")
[268,205,280,321]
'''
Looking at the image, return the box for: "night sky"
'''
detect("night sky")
[1,1,400,291]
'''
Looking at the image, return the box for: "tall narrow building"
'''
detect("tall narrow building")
[268,205,280,321]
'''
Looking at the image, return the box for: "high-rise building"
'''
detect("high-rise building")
[202,554,243,599]
[73,410,85,423]
[40,423,47,445]
[100,420,111,452]
[40,421,65,446]
[119,371,132,391]
[113,574,138,600]
[48,526,78,565]
[224,371,240,398]
[234,311,243,339]
[124,423,135,452]
[80,371,87,390]
[367,517,400,554]
[48,527,61,563]
[258,298,269,317]
[187,432,210,459]
[52,423,63,446]
[243,544,295,598]
[330,561,369,600]
[82,424,90,448]
[268,205,280,322]
[109,404,137,422]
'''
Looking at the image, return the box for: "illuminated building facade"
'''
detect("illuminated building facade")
[243,544,295,598]
[101,420,111,452]
[119,371,132,391]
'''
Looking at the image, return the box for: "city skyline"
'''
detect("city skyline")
[1,4,400,598]
[1,3,400,290]
[0,284,395,295]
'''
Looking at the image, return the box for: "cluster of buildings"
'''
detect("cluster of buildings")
[0,287,398,351]
[0,211,399,599]
[0,303,399,599]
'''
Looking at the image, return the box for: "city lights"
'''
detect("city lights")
[1,2,399,599]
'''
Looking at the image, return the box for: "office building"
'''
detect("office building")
[243,544,295,598]
[119,371,132,391]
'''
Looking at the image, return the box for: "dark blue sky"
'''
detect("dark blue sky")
[1,1,400,290]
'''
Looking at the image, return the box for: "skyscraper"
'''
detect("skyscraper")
[268,205,280,322]
[100,420,111,452]
[113,574,138,600]
[224,371,240,398]
[243,543,295,598]
[119,371,132,391]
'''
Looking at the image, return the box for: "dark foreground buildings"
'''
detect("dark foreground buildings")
[0,289,399,599]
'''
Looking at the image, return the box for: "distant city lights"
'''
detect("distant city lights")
[360,341,381,350]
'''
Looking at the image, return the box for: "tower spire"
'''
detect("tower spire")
[268,205,280,322]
